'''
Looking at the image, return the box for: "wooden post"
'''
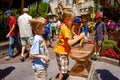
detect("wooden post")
[36,1,39,14]
[21,0,25,14]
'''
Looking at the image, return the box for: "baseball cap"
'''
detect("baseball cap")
[75,18,81,23]
[96,14,103,19]
[5,10,12,14]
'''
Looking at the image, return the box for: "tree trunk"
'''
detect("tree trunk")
[21,0,24,14]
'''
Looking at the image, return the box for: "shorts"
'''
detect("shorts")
[21,37,33,46]
[43,34,51,40]
[46,34,51,40]
[96,40,103,46]
[56,53,69,74]
[34,69,47,80]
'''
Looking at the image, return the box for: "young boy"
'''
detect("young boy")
[80,19,90,38]
[54,10,87,80]
[94,13,106,59]
[30,17,50,80]
[79,19,90,48]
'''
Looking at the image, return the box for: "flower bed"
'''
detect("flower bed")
[101,40,120,60]
[102,49,120,60]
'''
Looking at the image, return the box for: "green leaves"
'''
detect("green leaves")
[30,2,49,18]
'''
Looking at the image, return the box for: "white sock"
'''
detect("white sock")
[94,52,96,54]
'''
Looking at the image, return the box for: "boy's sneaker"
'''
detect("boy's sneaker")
[5,56,13,60]
[91,53,100,60]
[96,53,100,58]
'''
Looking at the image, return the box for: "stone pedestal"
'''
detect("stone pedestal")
[68,43,99,80]
[68,65,99,80]
[68,63,99,80]
[70,60,91,78]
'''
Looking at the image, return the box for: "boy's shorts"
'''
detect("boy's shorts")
[56,53,69,74]
[34,69,47,80]
[96,40,103,46]
[43,34,51,40]
[21,37,33,46]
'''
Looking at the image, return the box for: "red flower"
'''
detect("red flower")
[102,49,120,60]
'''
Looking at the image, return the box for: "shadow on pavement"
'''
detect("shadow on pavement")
[0,66,15,80]
[96,69,119,80]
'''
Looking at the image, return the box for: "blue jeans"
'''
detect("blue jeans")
[8,35,21,58]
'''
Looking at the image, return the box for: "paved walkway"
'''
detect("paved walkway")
[0,57,120,80]
[0,34,120,80]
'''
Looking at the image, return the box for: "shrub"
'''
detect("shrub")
[102,40,120,55]
[104,40,117,45]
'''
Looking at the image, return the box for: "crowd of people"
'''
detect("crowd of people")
[3,7,120,80]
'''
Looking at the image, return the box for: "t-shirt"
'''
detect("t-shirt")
[51,23,57,30]
[94,21,106,41]
[108,21,114,30]
[9,16,19,36]
[80,26,90,37]
[54,24,72,55]
[46,23,50,34]
[57,21,61,26]
[30,35,49,70]
[18,13,33,37]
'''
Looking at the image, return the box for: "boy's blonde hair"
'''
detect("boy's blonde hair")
[62,10,76,22]
[30,17,46,29]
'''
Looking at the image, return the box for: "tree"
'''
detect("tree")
[100,0,120,21]
[38,2,49,18]
[94,0,101,14]
[30,2,49,18]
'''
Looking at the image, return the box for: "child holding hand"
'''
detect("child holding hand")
[30,17,50,80]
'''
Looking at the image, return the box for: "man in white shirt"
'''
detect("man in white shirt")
[18,8,33,62]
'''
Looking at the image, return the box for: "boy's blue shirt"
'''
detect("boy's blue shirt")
[30,35,49,70]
